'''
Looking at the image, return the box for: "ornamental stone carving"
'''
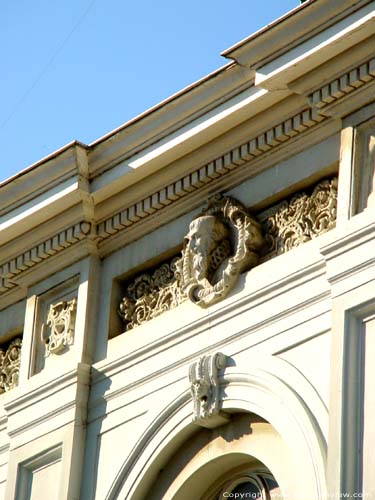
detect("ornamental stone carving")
[189,352,229,428]
[118,257,182,330]
[177,194,264,307]
[0,338,22,393]
[260,178,337,259]
[41,298,77,355]
[119,179,337,330]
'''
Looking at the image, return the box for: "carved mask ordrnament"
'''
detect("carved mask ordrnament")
[118,179,337,329]
[41,298,77,356]
[0,338,22,393]
[177,194,264,307]
[189,352,229,428]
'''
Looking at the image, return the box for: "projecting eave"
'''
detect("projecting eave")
[87,0,375,204]
[90,61,236,150]
[87,61,256,184]
[1,0,374,258]
[223,0,375,90]
[223,0,372,67]
[0,141,91,247]
[88,67,290,205]
[222,0,314,64]
[0,60,258,248]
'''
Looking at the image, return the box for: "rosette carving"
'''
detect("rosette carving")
[0,337,22,393]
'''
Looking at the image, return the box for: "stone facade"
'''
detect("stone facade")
[0,1,374,499]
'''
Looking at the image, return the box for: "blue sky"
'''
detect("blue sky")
[1,0,298,182]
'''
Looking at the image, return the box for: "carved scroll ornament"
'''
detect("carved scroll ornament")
[118,257,182,330]
[260,177,338,259]
[189,352,229,428]
[177,194,265,307]
[0,338,22,393]
[42,298,77,355]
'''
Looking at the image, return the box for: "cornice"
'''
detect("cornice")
[224,0,373,71]
[1,3,372,227]
[89,85,286,207]
[94,54,374,249]
[0,221,93,295]
[96,107,326,242]
[0,143,89,218]
[253,2,375,92]
[0,34,372,295]
[88,63,253,178]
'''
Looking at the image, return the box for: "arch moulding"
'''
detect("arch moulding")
[105,356,328,500]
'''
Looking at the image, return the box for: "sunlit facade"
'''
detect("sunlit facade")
[0,1,374,498]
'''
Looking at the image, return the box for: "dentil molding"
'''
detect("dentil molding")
[0,54,371,295]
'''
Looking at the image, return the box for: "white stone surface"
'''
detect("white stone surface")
[0,2,374,499]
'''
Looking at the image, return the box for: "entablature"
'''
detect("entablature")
[0,0,373,342]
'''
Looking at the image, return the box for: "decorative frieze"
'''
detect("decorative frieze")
[0,338,22,394]
[259,177,338,260]
[118,257,182,330]
[309,57,375,110]
[41,298,77,356]
[119,178,338,330]
[189,352,229,428]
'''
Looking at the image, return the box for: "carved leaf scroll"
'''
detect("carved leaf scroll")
[0,337,22,394]
[259,177,338,260]
[118,257,183,330]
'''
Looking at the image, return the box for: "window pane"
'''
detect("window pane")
[231,481,262,496]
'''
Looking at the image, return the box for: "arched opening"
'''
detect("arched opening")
[206,466,280,500]
[106,359,327,500]
[148,413,284,499]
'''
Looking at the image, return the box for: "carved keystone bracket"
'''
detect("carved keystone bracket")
[41,298,77,356]
[177,194,265,308]
[189,352,229,428]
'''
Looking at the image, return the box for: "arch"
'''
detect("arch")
[151,415,287,499]
[105,356,328,500]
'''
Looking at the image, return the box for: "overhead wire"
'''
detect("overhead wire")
[0,0,97,131]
